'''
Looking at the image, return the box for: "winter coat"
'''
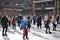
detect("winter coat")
[1,16,8,28]
[20,19,28,29]
[37,16,42,25]
[27,20,31,28]
[32,16,37,22]
[17,16,23,23]
[12,18,16,25]
[45,19,50,28]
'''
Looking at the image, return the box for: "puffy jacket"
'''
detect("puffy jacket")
[20,19,28,29]
[12,18,16,25]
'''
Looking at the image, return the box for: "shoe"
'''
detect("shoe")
[53,30,54,31]
[53,30,56,31]
[2,34,4,36]
[55,29,56,31]
[49,32,52,34]
[53,29,56,31]
[45,32,48,34]
[26,38,29,39]
[40,28,42,30]
[54,29,56,31]
[53,29,55,31]
[5,34,8,36]
[37,27,39,29]
[23,38,25,40]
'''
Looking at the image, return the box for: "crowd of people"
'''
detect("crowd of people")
[0,13,60,40]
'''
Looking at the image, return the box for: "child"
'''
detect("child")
[20,17,29,40]
[12,17,16,30]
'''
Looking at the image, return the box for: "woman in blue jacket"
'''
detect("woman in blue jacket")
[20,16,29,40]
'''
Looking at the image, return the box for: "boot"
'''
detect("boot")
[49,32,52,34]
[45,32,48,34]
[5,34,8,36]
[2,34,4,36]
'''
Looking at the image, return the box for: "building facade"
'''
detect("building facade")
[0,0,60,16]
[32,0,60,16]
[58,0,60,15]
[0,0,32,16]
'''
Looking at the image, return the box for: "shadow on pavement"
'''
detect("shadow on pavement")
[31,26,45,33]
[0,28,2,31]
[3,36,10,40]
[8,29,15,34]
[52,32,60,38]
[14,29,22,35]
[52,34,60,38]
[30,31,49,40]
[0,24,2,31]
[56,30,60,32]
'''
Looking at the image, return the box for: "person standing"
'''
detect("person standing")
[17,16,23,27]
[32,15,37,25]
[20,16,29,40]
[37,14,42,29]
[12,17,16,30]
[51,16,57,31]
[27,16,31,31]
[44,15,48,25]
[7,16,11,27]
[45,18,51,34]
[1,14,8,36]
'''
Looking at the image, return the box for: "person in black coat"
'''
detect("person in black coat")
[45,18,51,34]
[17,16,23,27]
[1,15,8,36]
[27,16,31,31]
[37,15,42,29]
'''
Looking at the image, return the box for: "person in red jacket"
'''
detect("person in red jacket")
[12,17,16,29]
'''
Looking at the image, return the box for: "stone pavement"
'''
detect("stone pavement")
[0,24,60,40]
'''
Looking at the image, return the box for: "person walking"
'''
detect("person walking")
[32,15,37,25]
[37,14,42,29]
[17,16,23,27]
[45,18,51,34]
[44,15,48,25]
[27,16,31,31]
[12,17,16,30]
[20,16,29,40]
[51,16,57,31]
[1,14,8,36]
[8,16,11,27]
